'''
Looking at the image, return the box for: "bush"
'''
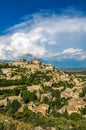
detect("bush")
[22,91,30,103]
[69,112,83,121]
[79,105,86,115]
[13,88,20,96]
[0,123,4,130]
[43,96,49,104]
[79,86,86,97]
[5,100,21,116]
[22,91,37,104]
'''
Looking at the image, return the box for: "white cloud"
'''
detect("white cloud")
[0,12,86,61]
[60,48,86,60]
[63,48,83,55]
[42,48,86,61]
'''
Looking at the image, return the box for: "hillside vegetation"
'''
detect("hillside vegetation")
[0,59,86,130]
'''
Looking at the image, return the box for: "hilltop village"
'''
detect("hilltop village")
[0,59,86,130]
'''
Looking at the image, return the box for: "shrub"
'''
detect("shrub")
[22,91,37,104]
[5,100,21,116]
[69,112,83,121]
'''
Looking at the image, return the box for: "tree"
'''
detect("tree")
[79,86,86,97]
[52,90,61,108]
[79,105,86,115]
[22,91,30,103]
[30,92,38,101]
[22,91,37,104]
[13,88,20,96]
[11,100,21,113]
[43,96,49,104]
[5,100,21,116]
[63,109,69,119]
[22,106,30,121]
[69,112,83,121]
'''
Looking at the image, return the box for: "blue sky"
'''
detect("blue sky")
[0,0,86,68]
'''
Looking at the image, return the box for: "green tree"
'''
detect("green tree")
[22,91,30,103]
[63,109,69,119]
[13,88,20,96]
[5,100,21,116]
[11,100,21,113]
[79,105,86,115]
[69,112,83,121]
[22,91,37,104]
[43,96,49,104]
[22,106,30,121]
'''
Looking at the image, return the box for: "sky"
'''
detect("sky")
[0,0,86,68]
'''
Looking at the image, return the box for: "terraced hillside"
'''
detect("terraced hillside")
[0,59,86,130]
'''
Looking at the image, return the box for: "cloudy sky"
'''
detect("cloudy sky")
[0,0,86,68]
